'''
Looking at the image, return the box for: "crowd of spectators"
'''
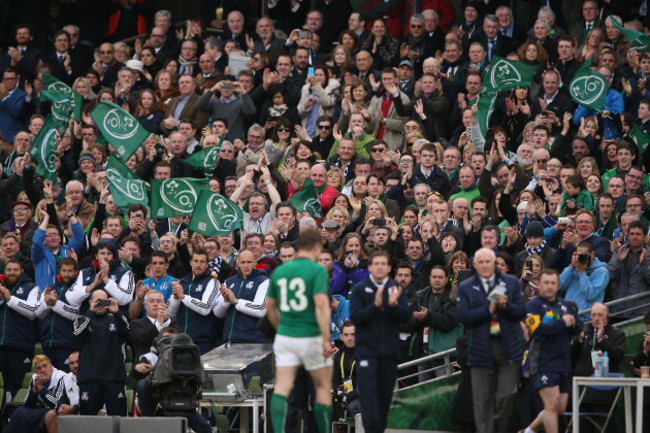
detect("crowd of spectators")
[2,0,650,431]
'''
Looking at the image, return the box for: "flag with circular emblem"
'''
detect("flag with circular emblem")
[188,190,243,236]
[105,155,149,210]
[150,178,210,218]
[40,73,83,123]
[568,59,608,112]
[184,137,223,176]
[29,115,66,185]
[90,101,150,162]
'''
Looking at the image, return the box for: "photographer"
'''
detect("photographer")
[133,328,211,433]
[332,321,360,422]
[73,289,129,416]
[559,240,609,320]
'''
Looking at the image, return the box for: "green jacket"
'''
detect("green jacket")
[560,189,594,216]
[328,132,376,160]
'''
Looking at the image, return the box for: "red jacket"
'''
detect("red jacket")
[287,182,339,217]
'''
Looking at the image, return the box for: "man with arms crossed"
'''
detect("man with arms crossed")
[267,228,333,433]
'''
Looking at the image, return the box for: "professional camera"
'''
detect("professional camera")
[577,253,592,265]
[148,333,204,416]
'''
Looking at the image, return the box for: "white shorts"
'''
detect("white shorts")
[273,335,333,371]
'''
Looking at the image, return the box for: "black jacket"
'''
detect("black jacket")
[571,323,626,376]
[74,310,129,383]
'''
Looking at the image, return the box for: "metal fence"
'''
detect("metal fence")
[395,292,650,389]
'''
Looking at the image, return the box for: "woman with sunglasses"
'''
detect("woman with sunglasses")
[298,65,340,138]
[263,118,296,167]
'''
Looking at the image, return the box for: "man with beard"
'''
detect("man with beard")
[168,249,219,354]
[35,257,80,372]
[0,259,40,398]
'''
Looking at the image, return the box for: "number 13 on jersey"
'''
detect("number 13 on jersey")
[276,277,308,312]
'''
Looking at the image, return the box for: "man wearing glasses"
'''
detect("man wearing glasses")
[311,115,335,158]
[93,42,124,88]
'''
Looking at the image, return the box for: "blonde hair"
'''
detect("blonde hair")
[33,354,51,367]
[363,199,388,223]
[325,205,351,227]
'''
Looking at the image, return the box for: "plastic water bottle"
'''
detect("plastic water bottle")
[602,352,609,377]
[594,351,604,377]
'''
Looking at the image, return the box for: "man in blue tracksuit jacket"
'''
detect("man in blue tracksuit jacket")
[73,288,129,416]
[0,260,41,399]
[457,248,527,433]
[168,249,219,354]
[65,239,135,317]
[31,207,84,293]
[35,257,79,372]
[213,250,268,344]
[350,251,410,433]
[521,269,582,433]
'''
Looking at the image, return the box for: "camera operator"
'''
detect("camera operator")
[559,240,609,321]
[133,327,211,433]
[73,289,129,416]
[332,320,360,422]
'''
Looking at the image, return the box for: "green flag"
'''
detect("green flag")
[184,141,222,176]
[40,73,83,123]
[150,178,210,218]
[105,155,148,210]
[474,91,498,138]
[188,191,243,236]
[289,178,323,220]
[628,124,650,156]
[29,115,66,185]
[90,101,149,162]
[610,16,650,52]
[475,57,537,136]
[568,59,608,112]
[482,56,538,92]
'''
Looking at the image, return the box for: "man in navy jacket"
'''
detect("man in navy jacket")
[168,249,219,354]
[457,248,527,433]
[350,250,410,433]
[0,260,40,399]
[213,250,268,344]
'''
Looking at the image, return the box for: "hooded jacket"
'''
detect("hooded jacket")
[0,272,40,352]
[559,257,609,320]
[213,268,268,344]
[331,294,350,342]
